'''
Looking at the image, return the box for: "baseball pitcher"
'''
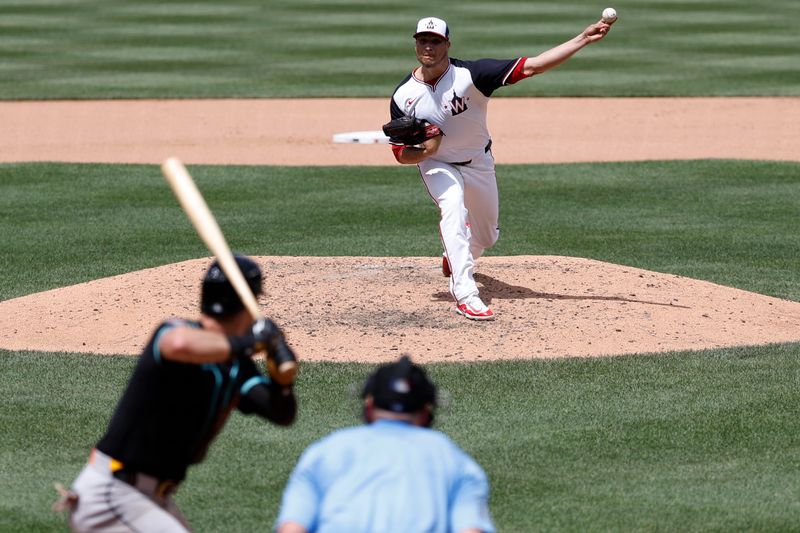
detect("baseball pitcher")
[384,16,614,320]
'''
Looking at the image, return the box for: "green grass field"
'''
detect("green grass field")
[4,345,800,532]
[2,161,800,531]
[2,0,799,531]
[1,0,799,98]
[1,161,798,302]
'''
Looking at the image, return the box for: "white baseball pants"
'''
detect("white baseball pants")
[418,149,499,303]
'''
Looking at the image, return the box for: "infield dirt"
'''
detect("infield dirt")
[2,98,799,362]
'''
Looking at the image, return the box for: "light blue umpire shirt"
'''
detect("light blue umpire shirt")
[275,419,495,533]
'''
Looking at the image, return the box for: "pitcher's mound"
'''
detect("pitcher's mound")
[1,256,799,362]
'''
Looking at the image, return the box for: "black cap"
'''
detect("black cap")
[200,255,262,316]
[361,356,437,414]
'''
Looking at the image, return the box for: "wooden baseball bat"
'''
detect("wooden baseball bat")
[161,157,297,385]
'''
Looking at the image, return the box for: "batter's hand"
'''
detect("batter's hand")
[251,318,298,385]
[229,318,279,358]
[251,318,280,353]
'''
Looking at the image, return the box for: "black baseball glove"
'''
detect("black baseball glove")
[382,116,442,146]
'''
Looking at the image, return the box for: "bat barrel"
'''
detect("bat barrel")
[162,156,299,386]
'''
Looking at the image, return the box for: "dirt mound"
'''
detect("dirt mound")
[3,98,797,361]
[2,256,799,362]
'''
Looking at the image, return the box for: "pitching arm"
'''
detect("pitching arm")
[521,20,612,77]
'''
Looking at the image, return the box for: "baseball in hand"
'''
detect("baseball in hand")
[602,7,617,23]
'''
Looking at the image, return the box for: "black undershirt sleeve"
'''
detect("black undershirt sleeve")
[239,380,297,426]
[236,358,297,425]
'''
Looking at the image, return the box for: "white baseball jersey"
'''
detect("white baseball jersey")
[390,57,524,163]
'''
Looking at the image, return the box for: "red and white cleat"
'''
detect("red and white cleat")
[456,295,495,321]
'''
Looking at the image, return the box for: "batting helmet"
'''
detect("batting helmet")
[201,255,262,317]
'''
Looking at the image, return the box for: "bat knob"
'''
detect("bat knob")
[275,360,298,386]
[267,337,299,386]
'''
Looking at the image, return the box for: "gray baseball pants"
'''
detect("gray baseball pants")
[67,450,190,533]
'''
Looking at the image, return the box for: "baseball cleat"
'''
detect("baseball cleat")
[456,295,495,321]
[442,256,451,277]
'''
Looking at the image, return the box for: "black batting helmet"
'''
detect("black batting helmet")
[200,255,262,317]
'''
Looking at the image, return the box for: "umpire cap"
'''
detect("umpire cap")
[201,255,262,317]
[362,355,437,414]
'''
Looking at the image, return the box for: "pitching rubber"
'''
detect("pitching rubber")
[332,130,390,144]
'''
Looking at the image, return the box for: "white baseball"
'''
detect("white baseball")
[602,7,617,23]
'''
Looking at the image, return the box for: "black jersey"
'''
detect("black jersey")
[96,318,291,482]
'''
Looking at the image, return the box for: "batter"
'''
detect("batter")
[389,16,614,320]
[55,256,298,532]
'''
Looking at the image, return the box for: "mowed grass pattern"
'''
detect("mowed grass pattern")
[2,0,799,530]
[3,346,800,532]
[1,160,800,531]
[0,0,799,98]
[1,161,799,302]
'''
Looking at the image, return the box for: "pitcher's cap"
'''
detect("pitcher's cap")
[413,17,449,40]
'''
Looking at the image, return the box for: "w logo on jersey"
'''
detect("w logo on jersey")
[450,92,468,116]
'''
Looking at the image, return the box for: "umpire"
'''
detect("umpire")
[56,255,297,532]
[275,355,494,533]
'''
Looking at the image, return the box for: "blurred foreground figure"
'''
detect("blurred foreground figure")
[55,255,297,532]
[275,355,494,533]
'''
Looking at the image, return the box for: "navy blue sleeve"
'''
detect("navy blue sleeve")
[452,58,520,97]
[390,98,403,120]
[389,72,413,119]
